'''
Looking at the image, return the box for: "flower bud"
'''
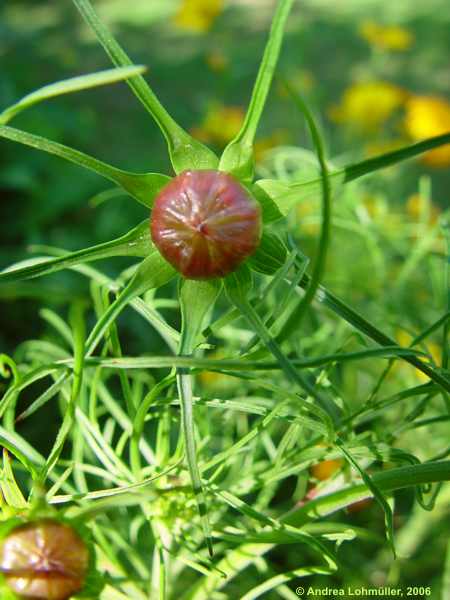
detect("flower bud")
[151,170,262,279]
[0,519,89,600]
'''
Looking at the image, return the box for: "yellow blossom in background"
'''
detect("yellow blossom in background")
[174,0,223,33]
[404,96,450,167]
[396,330,442,383]
[406,194,440,224]
[198,352,237,392]
[254,129,290,162]
[295,197,321,236]
[364,138,405,160]
[359,21,414,52]
[191,103,245,146]
[329,81,406,132]
[361,194,388,221]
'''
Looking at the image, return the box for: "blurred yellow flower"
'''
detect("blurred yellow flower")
[295,197,320,236]
[362,194,388,220]
[191,103,245,146]
[329,81,406,132]
[396,330,442,383]
[174,0,223,33]
[254,129,290,162]
[359,21,414,52]
[404,96,450,167]
[199,352,237,391]
[406,193,439,224]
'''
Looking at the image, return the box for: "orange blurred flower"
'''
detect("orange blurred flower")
[310,458,343,481]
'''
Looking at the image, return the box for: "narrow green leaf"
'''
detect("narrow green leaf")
[343,132,450,182]
[248,231,287,275]
[240,566,333,600]
[256,132,450,216]
[51,461,181,506]
[85,253,176,355]
[250,183,284,224]
[285,461,450,527]
[336,441,396,557]
[0,426,45,477]
[0,125,170,207]
[131,375,175,477]
[38,303,87,483]
[212,485,338,568]
[224,265,338,426]
[71,0,218,172]
[220,0,296,179]
[64,345,427,373]
[0,66,147,125]
[1,449,28,508]
[177,279,222,557]
[0,221,153,284]
[64,462,181,517]
[275,83,331,341]
[295,271,450,393]
[16,373,68,423]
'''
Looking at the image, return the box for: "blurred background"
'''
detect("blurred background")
[2,0,448,346]
[0,0,449,594]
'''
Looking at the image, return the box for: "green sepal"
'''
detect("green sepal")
[219,0,296,179]
[179,279,222,355]
[224,263,254,302]
[0,66,148,126]
[249,182,284,224]
[248,231,287,275]
[0,220,154,284]
[0,125,170,209]
[71,0,219,174]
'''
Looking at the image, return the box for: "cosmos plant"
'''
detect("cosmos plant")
[0,0,450,598]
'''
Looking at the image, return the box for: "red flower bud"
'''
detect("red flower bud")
[0,519,89,600]
[151,170,262,279]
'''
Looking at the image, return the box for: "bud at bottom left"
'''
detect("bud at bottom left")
[0,519,89,600]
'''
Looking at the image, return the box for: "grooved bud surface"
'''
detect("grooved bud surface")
[151,170,262,279]
[0,519,89,600]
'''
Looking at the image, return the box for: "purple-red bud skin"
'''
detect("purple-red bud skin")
[150,170,262,279]
[0,519,89,600]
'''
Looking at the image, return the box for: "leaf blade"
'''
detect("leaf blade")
[71,0,218,172]
[0,124,170,207]
[220,0,295,178]
[0,66,147,125]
